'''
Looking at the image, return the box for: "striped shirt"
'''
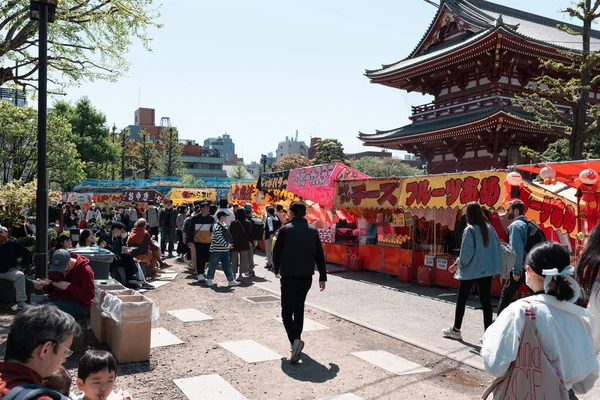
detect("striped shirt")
[210,222,230,252]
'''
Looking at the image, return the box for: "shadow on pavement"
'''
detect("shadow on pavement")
[280,353,339,383]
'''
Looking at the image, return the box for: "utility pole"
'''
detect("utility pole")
[260,154,267,173]
[121,128,127,180]
[31,0,58,279]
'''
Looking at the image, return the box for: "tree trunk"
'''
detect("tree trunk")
[571,0,593,160]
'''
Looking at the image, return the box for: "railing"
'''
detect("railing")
[410,89,573,121]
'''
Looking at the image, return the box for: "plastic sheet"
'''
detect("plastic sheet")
[101,293,159,325]
[94,286,129,306]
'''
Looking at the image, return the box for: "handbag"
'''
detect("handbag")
[490,227,516,280]
[481,301,570,400]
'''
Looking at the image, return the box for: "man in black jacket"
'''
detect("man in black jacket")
[0,225,32,310]
[273,201,326,365]
[159,199,178,258]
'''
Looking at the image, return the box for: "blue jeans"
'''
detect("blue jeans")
[207,251,233,281]
[51,300,89,320]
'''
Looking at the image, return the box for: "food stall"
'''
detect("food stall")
[286,163,368,264]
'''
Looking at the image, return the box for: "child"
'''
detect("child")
[76,350,132,400]
[43,366,75,399]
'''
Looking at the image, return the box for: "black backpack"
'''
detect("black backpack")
[525,220,547,253]
[4,384,68,400]
[249,216,264,241]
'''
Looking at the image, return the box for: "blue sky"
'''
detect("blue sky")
[58,0,575,164]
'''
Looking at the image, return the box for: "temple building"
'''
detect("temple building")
[359,0,600,174]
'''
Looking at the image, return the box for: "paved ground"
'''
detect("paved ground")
[0,252,598,399]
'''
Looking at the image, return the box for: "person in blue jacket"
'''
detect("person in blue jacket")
[443,202,501,341]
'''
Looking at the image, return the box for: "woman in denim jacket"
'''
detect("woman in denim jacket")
[443,202,501,341]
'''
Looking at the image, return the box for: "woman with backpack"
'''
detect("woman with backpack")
[483,242,598,398]
[443,202,501,341]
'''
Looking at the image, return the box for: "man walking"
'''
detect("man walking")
[497,199,542,315]
[273,201,326,364]
[126,202,139,231]
[0,226,31,310]
[187,201,214,282]
[159,200,178,258]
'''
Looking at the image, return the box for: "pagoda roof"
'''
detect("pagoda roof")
[366,0,600,78]
[358,106,536,143]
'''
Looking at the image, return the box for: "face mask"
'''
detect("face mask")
[525,269,532,289]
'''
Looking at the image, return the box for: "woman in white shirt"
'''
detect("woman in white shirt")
[482,242,598,396]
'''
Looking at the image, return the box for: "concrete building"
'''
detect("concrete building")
[127,107,226,178]
[0,87,27,107]
[204,134,236,163]
[276,131,308,160]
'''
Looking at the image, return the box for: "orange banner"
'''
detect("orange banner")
[229,182,257,203]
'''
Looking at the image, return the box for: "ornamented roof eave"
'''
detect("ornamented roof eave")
[358,107,563,145]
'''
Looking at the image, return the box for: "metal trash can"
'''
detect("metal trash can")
[69,247,115,279]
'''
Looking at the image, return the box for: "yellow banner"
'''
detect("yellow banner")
[399,171,508,209]
[335,179,403,209]
[167,188,217,206]
[518,183,577,237]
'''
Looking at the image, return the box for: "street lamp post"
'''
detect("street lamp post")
[260,154,267,173]
[30,0,58,279]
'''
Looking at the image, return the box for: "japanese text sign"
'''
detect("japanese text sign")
[400,172,506,210]
[229,182,257,203]
[318,229,333,243]
[335,179,404,209]
[122,190,164,204]
[167,188,217,206]
[287,163,369,208]
[257,171,289,191]
[519,183,577,236]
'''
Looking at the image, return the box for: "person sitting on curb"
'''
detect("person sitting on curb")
[0,305,80,399]
[127,218,170,279]
[34,249,95,320]
[0,225,32,311]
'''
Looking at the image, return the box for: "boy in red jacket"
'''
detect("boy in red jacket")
[34,249,95,319]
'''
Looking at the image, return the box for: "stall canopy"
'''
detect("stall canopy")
[516,160,600,185]
[287,163,368,208]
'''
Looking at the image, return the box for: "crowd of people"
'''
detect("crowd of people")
[444,200,600,398]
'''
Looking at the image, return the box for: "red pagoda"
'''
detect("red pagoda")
[359,0,600,174]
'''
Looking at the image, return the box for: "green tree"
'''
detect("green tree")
[271,153,311,171]
[522,135,600,163]
[0,101,85,190]
[313,138,345,164]
[179,174,206,188]
[132,129,160,179]
[229,163,250,179]
[518,0,600,160]
[158,127,184,177]
[350,156,423,177]
[53,97,119,178]
[117,127,135,180]
[0,1,161,90]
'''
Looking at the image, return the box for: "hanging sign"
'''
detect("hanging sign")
[257,171,289,191]
[424,255,435,267]
[437,258,448,270]
[229,182,257,203]
[122,190,164,204]
[336,179,403,209]
[400,172,507,210]
[167,188,217,206]
[517,183,577,236]
[318,229,333,243]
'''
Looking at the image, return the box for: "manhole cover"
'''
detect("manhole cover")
[244,295,280,303]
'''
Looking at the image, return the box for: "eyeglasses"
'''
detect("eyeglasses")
[55,342,73,358]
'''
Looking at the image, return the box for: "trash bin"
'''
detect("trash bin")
[91,283,127,344]
[70,247,115,279]
[102,293,159,363]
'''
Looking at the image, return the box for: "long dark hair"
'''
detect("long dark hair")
[527,242,574,301]
[465,202,489,247]
[577,223,600,298]
[79,229,93,247]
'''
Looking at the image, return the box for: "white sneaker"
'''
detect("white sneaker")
[442,327,462,341]
[197,273,206,282]
[228,280,241,287]
[206,279,213,287]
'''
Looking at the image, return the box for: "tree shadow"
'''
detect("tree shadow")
[280,353,339,383]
